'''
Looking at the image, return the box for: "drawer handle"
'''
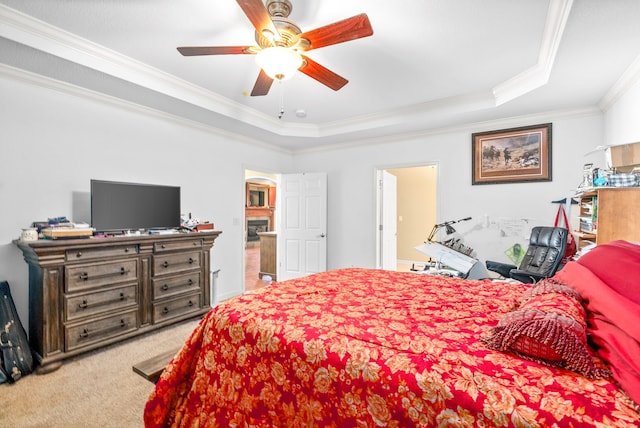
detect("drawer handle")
[161,244,166,249]
[162,307,169,315]
[161,279,193,291]
[188,300,194,307]
[76,251,82,258]
[77,292,127,310]
[78,268,130,281]
[188,257,194,264]
[79,319,126,338]
[162,261,169,268]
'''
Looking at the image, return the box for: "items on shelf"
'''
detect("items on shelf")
[23,216,94,240]
[22,213,217,241]
[576,142,640,193]
[41,227,94,239]
[180,213,215,232]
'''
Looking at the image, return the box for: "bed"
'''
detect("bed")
[144,240,640,427]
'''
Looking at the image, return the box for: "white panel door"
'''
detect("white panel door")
[381,171,398,270]
[278,172,327,281]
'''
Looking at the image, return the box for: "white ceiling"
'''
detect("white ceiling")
[1,0,640,152]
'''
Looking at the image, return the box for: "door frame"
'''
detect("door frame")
[378,170,397,270]
[243,167,280,292]
[242,169,328,290]
[375,162,440,270]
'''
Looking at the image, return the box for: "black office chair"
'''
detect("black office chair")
[485,226,568,284]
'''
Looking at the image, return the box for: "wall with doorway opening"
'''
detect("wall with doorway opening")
[387,165,438,265]
[291,113,605,271]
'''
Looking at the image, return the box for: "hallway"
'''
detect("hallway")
[245,245,270,291]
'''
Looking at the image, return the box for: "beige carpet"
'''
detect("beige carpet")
[0,318,200,428]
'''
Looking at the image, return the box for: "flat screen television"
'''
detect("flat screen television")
[91,180,181,232]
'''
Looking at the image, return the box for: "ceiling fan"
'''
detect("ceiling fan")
[177,0,373,96]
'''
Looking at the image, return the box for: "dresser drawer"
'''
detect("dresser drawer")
[152,272,200,300]
[66,259,138,293]
[154,239,202,253]
[152,293,202,324]
[65,310,138,352]
[65,284,137,322]
[153,251,201,276]
[66,245,139,262]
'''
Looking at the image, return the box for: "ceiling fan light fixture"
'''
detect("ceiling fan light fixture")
[256,47,303,81]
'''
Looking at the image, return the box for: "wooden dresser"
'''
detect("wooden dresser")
[15,231,221,373]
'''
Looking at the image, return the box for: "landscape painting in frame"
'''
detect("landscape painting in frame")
[472,123,552,185]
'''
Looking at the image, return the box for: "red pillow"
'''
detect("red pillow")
[576,240,640,306]
[555,259,640,405]
[483,279,610,378]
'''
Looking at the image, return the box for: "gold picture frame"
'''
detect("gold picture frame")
[472,123,552,185]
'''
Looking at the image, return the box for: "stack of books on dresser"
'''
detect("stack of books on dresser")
[41,218,94,239]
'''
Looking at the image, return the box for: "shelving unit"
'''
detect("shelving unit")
[573,188,640,248]
[575,191,597,249]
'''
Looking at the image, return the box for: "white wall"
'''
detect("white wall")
[293,114,606,271]
[604,75,640,148]
[0,71,294,326]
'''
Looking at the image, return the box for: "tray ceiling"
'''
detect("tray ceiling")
[1,0,639,152]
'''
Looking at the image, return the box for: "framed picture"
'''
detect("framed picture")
[472,123,552,185]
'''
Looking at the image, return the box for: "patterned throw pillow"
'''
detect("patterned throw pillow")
[482,278,610,378]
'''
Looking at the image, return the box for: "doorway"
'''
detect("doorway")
[376,164,438,271]
[243,170,329,290]
[244,169,278,292]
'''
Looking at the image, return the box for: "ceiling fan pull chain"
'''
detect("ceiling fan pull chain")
[278,80,285,119]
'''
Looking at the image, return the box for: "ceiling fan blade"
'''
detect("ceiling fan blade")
[177,46,255,56]
[236,0,281,45]
[299,55,348,91]
[251,69,274,96]
[299,14,373,51]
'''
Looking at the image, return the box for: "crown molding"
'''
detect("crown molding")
[598,53,640,111]
[492,0,573,106]
[3,0,617,153]
[295,106,601,155]
[0,62,294,155]
[2,58,602,158]
[0,4,317,137]
[1,1,576,144]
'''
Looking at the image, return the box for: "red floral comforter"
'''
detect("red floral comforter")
[144,268,640,427]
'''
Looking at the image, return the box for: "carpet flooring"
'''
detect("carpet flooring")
[2,248,266,427]
[3,250,398,427]
[0,318,200,428]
